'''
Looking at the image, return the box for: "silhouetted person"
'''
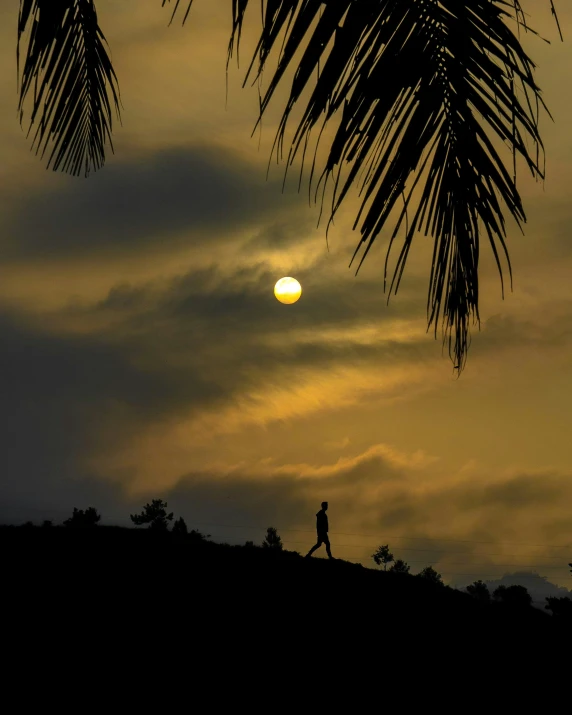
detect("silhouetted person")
[305,502,334,559]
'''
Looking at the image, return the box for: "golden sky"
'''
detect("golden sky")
[0,0,571,590]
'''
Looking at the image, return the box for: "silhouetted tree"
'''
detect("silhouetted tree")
[172,516,188,537]
[262,527,283,551]
[389,559,410,574]
[545,596,572,619]
[130,499,174,531]
[21,521,34,529]
[15,2,563,375]
[466,580,491,603]
[41,520,53,528]
[372,545,394,571]
[188,529,210,543]
[63,507,101,528]
[493,584,532,608]
[418,566,444,586]
[245,541,255,548]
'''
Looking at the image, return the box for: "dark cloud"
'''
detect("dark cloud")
[473,307,572,354]
[101,256,428,344]
[0,314,131,523]
[1,144,305,260]
[34,257,431,433]
[164,456,394,540]
[0,308,227,519]
[463,472,564,511]
[0,309,227,421]
[0,256,432,526]
[241,219,319,253]
[8,237,572,533]
[159,456,572,586]
[0,246,431,515]
[81,261,434,414]
[167,472,310,538]
[0,477,126,528]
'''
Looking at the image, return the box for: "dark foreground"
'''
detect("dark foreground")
[3,526,570,702]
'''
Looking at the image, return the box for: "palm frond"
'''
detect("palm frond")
[17,0,122,178]
[17,1,560,372]
[161,0,195,27]
[167,0,559,375]
[549,0,563,41]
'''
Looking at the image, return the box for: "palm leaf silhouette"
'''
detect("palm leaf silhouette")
[16,1,562,373]
[162,1,561,373]
[16,0,122,178]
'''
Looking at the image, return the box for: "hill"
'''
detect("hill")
[3,525,570,697]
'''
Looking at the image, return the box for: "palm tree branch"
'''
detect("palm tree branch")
[14,1,562,369]
[173,0,550,374]
[17,0,122,178]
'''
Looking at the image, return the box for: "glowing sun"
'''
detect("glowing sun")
[274,277,302,304]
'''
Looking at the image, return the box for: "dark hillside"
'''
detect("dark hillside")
[3,525,569,697]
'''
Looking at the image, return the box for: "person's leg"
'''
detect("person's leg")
[324,535,333,559]
[305,538,323,557]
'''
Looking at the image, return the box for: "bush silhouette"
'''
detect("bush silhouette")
[188,528,210,542]
[545,596,572,619]
[41,520,53,528]
[372,544,394,571]
[493,584,532,608]
[466,580,491,603]
[418,566,444,586]
[63,507,101,528]
[130,499,174,531]
[172,517,188,537]
[389,559,410,574]
[262,527,283,550]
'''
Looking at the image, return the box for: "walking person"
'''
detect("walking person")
[305,502,334,559]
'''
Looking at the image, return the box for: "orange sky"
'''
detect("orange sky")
[0,0,570,589]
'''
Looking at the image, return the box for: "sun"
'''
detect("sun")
[274,277,302,304]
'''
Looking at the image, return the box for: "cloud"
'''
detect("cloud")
[324,436,350,450]
[0,144,305,261]
[461,471,565,511]
[1,272,570,588]
[164,442,442,535]
[4,230,572,530]
[146,445,572,585]
[0,251,440,522]
[0,306,227,520]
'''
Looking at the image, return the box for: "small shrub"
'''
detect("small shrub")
[63,507,101,528]
[372,544,394,571]
[545,596,572,619]
[172,517,188,537]
[493,584,532,608]
[389,559,410,574]
[262,527,283,550]
[418,566,444,586]
[466,580,491,603]
[130,499,174,531]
